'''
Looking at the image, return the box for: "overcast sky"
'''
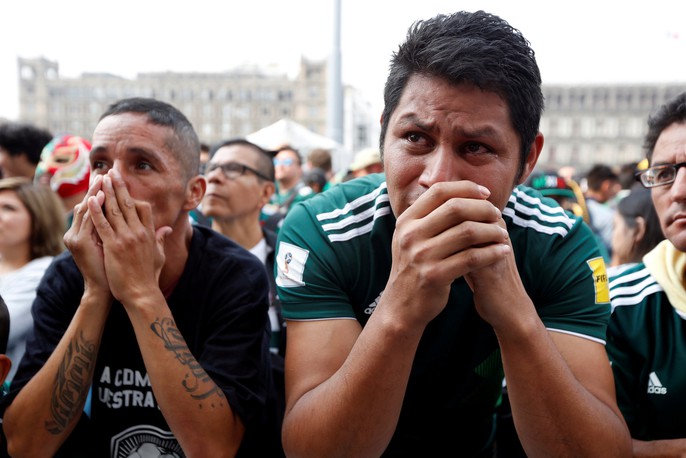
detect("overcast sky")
[2,0,685,121]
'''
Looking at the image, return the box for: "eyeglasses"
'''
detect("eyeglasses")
[273,158,295,166]
[205,161,272,181]
[635,161,686,188]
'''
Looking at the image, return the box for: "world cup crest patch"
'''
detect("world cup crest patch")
[276,242,309,288]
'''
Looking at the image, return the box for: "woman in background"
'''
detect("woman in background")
[0,177,65,381]
[608,186,665,277]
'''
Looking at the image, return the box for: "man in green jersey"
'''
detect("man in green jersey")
[608,92,686,455]
[276,10,631,456]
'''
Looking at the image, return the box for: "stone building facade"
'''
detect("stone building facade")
[539,84,686,172]
[15,56,686,172]
[17,56,328,147]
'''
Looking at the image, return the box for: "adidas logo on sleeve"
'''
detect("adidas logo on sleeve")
[647,372,667,395]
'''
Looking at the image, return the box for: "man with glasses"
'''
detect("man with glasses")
[607,92,686,455]
[262,146,313,232]
[202,139,282,353]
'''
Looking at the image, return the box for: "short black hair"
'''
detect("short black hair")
[0,122,53,165]
[100,98,200,181]
[585,164,618,192]
[210,138,275,182]
[380,10,543,179]
[644,92,686,162]
[617,161,640,190]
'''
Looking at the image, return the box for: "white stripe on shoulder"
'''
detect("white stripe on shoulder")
[610,274,659,300]
[609,266,661,312]
[511,188,573,223]
[610,283,663,311]
[327,207,392,242]
[504,188,575,236]
[321,194,390,232]
[317,181,388,221]
[503,208,570,236]
[608,265,651,289]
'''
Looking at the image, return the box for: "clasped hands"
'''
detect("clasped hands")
[389,180,528,329]
[63,170,172,306]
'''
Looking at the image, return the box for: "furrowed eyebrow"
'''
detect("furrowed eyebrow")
[395,113,434,131]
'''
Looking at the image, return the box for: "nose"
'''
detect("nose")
[417,144,462,188]
[670,166,686,201]
[106,162,128,184]
[205,165,224,183]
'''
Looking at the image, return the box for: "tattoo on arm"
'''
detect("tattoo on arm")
[151,317,226,407]
[45,331,96,434]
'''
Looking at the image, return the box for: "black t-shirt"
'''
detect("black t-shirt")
[1,225,281,457]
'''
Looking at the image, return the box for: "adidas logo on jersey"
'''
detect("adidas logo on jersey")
[647,372,667,395]
[364,292,383,315]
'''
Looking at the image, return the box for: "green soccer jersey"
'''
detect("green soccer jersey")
[607,264,686,441]
[275,173,611,455]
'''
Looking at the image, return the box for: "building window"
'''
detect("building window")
[356,125,368,145]
[20,66,35,80]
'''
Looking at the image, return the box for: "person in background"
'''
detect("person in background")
[0,177,65,382]
[34,134,92,226]
[306,148,334,191]
[348,146,383,179]
[0,98,278,457]
[584,163,621,259]
[607,186,664,277]
[262,145,312,232]
[0,123,52,180]
[610,160,641,206]
[201,138,283,354]
[302,167,328,194]
[276,10,630,457]
[199,142,210,174]
[608,92,686,455]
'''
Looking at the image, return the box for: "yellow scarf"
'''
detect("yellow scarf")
[643,240,686,313]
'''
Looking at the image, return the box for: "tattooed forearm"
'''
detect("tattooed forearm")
[151,317,226,406]
[45,331,96,434]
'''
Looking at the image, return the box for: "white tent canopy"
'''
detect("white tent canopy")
[247,119,350,172]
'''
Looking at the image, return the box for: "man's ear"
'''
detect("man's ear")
[0,355,12,385]
[261,182,276,207]
[183,175,207,211]
[634,216,647,243]
[517,132,544,185]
